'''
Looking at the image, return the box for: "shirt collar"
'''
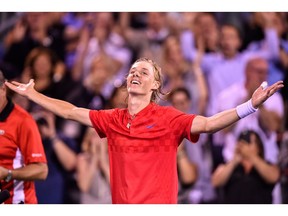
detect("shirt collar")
[0,98,14,122]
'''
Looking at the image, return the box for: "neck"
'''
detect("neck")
[128,94,151,115]
[241,160,253,173]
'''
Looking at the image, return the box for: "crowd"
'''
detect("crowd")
[0,12,287,204]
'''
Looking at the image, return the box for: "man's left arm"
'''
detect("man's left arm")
[191,81,284,134]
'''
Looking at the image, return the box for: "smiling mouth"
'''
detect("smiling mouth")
[131,80,141,85]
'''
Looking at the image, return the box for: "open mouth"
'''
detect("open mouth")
[131,80,141,85]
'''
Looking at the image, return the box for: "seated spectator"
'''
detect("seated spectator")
[212,130,280,204]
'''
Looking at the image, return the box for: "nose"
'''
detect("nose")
[133,70,140,77]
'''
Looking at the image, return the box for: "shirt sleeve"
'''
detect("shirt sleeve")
[89,109,114,138]
[166,107,199,143]
[18,116,47,164]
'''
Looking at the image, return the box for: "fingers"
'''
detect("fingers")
[4,81,18,90]
[11,81,22,86]
[260,81,268,90]
[267,81,284,97]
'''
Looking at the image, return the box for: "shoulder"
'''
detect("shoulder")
[89,108,125,119]
[12,104,35,122]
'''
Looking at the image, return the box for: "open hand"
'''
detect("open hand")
[251,80,284,108]
[5,79,35,97]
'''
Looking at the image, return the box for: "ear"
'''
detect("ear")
[152,80,160,90]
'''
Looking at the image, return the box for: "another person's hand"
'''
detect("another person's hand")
[0,166,9,180]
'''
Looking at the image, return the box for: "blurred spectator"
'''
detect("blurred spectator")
[22,47,79,137]
[160,34,208,114]
[2,13,67,80]
[212,130,280,204]
[76,128,111,204]
[194,13,220,54]
[279,131,288,203]
[245,13,287,86]
[72,12,131,99]
[168,87,216,204]
[33,110,78,204]
[76,86,127,204]
[217,57,284,203]
[119,12,170,64]
[22,47,75,99]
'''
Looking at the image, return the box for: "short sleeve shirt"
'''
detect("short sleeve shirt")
[89,102,199,203]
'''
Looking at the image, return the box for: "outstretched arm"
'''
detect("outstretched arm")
[191,80,284,134]
[5,79,92,127]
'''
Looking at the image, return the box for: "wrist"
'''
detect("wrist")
[236,99,258,119]
[5,169,13,182]
[50,135,59,143]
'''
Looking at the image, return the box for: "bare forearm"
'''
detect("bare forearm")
[28,90,75,119]
[10,163,48,181]
[251,156,280,183]
[212,160,238,187]
[52,138,77,171]
[76,156,97,192]
[192,109,239,134]
[177,151,197,184]
[208,109,240,133]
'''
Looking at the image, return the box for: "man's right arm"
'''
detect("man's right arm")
[5,79,92,127]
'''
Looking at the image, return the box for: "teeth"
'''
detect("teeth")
[131,80,140,85]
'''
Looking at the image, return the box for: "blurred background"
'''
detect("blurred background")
[0,12,287,204]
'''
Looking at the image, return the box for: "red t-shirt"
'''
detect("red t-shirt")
[0,102,47,204]
[89,102,199,204]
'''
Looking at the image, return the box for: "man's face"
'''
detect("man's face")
[126,61,159,97]
[220,25,241,57]
[246,59,268,91]
[171,92,190,113]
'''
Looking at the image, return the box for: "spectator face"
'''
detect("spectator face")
[196,13,218,36]
[220,25,241,58]
[87,58,110,92]
[170,91,190,113]
[111,88,128,109]
[163,36,183,63]
[246,58,268,92]
[33,53,53,79]
[147,12,166,32]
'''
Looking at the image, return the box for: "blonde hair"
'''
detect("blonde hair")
[133,57,166,102]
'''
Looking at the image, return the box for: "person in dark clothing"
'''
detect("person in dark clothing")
[212,130,280,204]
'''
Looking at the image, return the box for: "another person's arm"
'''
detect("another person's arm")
[177,142,198,185]
[5,79,92,127]
[37,111,78,171]
[239,140,280,183]
[211,156,240,187]
[191,80,284,134]
[0,163,48,181]
[0,114,48,181]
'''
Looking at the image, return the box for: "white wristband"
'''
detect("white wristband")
[236,99,258,119]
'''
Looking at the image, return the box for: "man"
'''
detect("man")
[0,71,48,204]
[5,57,283,204]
